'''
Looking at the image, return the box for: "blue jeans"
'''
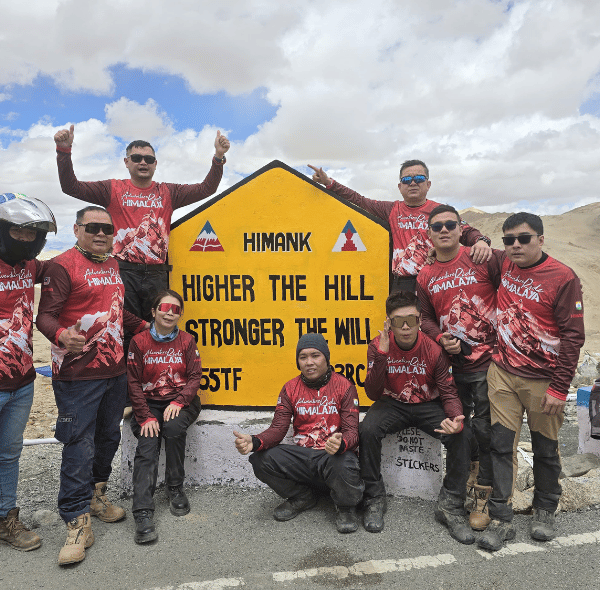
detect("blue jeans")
[53,375,127,523]
[0,382,35,517]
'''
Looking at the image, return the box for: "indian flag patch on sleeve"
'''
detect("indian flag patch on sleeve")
[575,301,582,311]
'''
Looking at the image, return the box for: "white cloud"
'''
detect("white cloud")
[105,98,174,142]
[0,0,600,241]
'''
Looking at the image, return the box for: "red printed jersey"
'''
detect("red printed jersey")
[108,181,173,264]
[0,259,48,391]
[127,330,202,425]
[255,372,360,453]
[494,255,585,397]
[417,247,502,373]
[57,149,223,265]
[327,181,485,277]
[36,248,145,381]
[365,331,463,419]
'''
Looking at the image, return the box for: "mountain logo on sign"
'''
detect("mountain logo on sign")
[332,220,366,252]
[190,221,224,252]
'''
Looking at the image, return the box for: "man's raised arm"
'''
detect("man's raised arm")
[307,164,393,224]
[54,124,112,206]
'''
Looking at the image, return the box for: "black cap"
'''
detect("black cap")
[296,333,330,369]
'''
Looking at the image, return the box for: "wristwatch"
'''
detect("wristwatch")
[477,236,492,246]
[214,155,226,164]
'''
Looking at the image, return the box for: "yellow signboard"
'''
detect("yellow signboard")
[169,160,390,407]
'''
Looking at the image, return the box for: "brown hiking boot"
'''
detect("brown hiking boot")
[465,461,479,512]
[58,513,94,565]
[469,484,492,530]
[0,508,41,551]
[90,482,125,522]
[467,461,479,488]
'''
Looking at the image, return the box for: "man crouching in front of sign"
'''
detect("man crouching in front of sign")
[234,334,364,533]
[359,291,474,543]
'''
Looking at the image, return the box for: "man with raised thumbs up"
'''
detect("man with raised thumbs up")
[359,290,473,543]
[53,124,230,339]
[36,206,148,566]
[234,333,364,534]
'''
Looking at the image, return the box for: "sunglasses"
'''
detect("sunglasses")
[77,222,114,235]
[400,175,428,185]
[157,303,182,315]
[128,154,156,164]
[501,234,541,246]
[429,221,459,232]
[389,315,420,328]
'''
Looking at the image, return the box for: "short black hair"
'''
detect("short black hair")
[151,289,184,312]
[126,140,155,156]
[76,206,112,224]
[400,159,429,179]
[502,212,543,235]
[428,204,461,224]
[386,290,421,316]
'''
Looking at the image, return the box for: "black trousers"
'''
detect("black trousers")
[249,445,364,508]
[390,275,417,295]
[130,397,201,512]
[359,396,470,509]
[119,266,169,354]
[453,370,492,486]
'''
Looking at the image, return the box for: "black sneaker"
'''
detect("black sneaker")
[133,510,157,544]
[167,485,190,517]
[273,495,317,521]
[530,508,556,541]
[335,506,358,534]
[477,519,516,551]
[363,498,386,533]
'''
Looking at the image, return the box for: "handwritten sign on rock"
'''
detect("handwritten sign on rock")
[380,427,443,500]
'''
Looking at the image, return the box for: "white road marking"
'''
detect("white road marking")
[272,553,456,582]
[476,529,600,559]
[476,542,546,560]
[144,530,600,588]
[549,530,600,547]
[147,579,245,589]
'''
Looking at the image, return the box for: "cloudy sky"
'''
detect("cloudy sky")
[1,0,599,248]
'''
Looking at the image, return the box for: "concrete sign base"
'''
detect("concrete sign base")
[121,410,442,501]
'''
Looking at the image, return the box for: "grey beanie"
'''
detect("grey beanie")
[296,333,330,369]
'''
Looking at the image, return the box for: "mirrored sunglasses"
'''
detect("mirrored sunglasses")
[501,234,541,246]
[390,315,420,328]
[429,221,459,232]
[77,222,114,235]
[400,175,428,185]
[157,303,182,315]
[129,154,156,164]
